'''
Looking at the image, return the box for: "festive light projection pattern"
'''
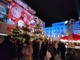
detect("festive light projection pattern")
[7,1,36,29]
[14,0,36,14]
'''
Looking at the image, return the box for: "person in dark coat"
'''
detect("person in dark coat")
[50,42,57,60]
[57,41,66,60]
[0,36,17,60]
[32,40,39,60]
[39,41,48,60]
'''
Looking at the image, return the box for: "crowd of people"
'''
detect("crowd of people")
[0,36,66,60]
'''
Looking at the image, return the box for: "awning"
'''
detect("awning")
[61,33,80,40]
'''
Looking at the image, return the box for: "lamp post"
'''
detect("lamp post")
[69,19,73,47]
[65,19,75,47]
[78,17,80,35]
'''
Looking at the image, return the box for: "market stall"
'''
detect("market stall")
[61,33,80,44]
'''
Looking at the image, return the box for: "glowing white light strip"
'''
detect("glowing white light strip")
[61,39,80,42]
[0,33,8,36]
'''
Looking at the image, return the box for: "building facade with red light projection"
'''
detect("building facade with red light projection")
[0,0,45,35]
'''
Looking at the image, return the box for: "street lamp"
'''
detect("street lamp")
[65,20,71,47]
[65,19,75,47]
[78,17,80,35]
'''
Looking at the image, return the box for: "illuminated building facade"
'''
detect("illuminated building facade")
[44,20,80,38]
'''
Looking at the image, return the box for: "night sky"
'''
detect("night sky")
[24,0,80,27]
